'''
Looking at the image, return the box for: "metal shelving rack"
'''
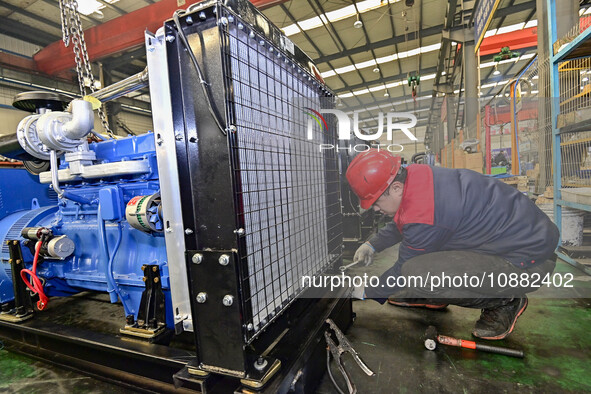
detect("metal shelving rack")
[548,0,591,275]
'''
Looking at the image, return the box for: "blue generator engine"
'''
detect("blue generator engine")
[0,131,175,335]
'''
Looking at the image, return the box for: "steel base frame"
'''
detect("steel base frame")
[0,294,352,393]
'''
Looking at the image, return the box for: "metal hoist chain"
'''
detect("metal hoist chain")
[59,0,113,137]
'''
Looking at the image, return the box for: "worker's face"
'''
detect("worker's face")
[372,182,404,216]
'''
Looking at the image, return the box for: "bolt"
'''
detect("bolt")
[175,134,183,141]
[220,17,228,26]
[192,253,203,264]
[196,292,207,303]
[246,323,254,331]
[186,16,193,25]
[254,357,268,371]
[222,294,234,306]
[12,240,18,245]
[199,11,206,19]
[142,265,147,271]
[185,228,194,235]
[154,277,159,283]
[166,35,175,43]
[156,137,163,145]
[425,338,436,350]
[143,276,147,282]
[152,266,158,272]
[15,259,21,265]
[228,125,237,133]
[148,46,155,52]
[219,254,230,266]
[15,306,24,316]
[166,228,172,233]
[234,228,245,236]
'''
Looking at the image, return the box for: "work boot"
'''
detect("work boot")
[387,297,448,310]
[472,296,528,340]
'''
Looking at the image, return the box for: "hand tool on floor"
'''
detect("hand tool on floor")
[339,260,361,271]
[424,325,524,358]
[325,318,375,394]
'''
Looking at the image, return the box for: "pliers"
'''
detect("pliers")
[325,319,375,394]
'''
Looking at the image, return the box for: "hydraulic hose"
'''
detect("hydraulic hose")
[109,221,133,317]
[97,208,133,316]
[98,207,118,304]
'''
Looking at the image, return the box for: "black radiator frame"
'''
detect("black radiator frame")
[165,0,347,379]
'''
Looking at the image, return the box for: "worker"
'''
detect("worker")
[346,149,559,340]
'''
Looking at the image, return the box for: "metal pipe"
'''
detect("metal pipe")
[49,149,93,205]
[49,150,64,198]
[89,67,149,103]
[62,99,95,141]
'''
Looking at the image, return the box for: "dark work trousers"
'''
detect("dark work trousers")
[383,250,556,310]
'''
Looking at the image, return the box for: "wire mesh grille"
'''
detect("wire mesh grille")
[556,56,591,188]
[221,13,341,340]
[529,57,554,193]
[512,57,553,193]
[550,11,591,189]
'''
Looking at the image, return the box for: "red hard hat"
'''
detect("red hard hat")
[345,150,402,209]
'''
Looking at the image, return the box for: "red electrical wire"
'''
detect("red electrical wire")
[20,240,49,310]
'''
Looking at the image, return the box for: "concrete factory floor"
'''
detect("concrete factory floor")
[1,246,591,393]
[316,246,591,393]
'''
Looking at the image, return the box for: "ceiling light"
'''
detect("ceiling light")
[493,65,501,76]
[76,0,103,15]
[584,77,589,82]
[354,18,363,28]
[75,0,120,16]
[373,67,380,73]
[384,92,389,97]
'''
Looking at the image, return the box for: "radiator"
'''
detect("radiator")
[223,13,341,340]
[164,0,343,375]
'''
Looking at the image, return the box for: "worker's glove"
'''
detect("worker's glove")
[354,242,376,267]
[350,285,366,300]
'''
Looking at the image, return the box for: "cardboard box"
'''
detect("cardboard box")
[543,186,554,199]
[466,166,483,174]
[453,149,465,169]
[464,152,483,169]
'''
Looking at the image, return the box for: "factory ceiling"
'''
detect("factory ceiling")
[0,0,546,132]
